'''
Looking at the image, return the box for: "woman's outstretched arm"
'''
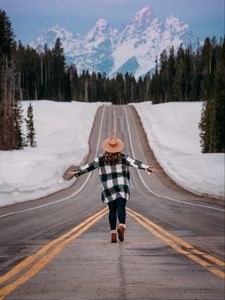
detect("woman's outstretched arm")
[124,154,158,174]
[67,156,100,179]
[76,156,100,176]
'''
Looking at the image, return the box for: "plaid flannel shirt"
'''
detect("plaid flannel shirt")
[76,153,150,203]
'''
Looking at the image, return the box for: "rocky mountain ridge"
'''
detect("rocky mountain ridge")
[31,5,194,78]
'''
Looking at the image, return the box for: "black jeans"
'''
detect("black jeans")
[107,197,127,231]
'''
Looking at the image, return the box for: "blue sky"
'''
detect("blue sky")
[0,0,224,44]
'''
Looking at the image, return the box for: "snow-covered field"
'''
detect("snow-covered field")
[0,101,102,207]
[133,101,224,199]
[0,100,224,208]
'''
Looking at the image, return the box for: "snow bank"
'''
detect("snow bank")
[132,101,224,199]
[0,100,223,207]
[0,100,102,207]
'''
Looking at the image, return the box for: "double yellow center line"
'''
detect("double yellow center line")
[0,208,108,299]
[127,208,225,280]
[0,207,224,299]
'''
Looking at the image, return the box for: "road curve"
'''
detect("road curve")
[0,104,224,300]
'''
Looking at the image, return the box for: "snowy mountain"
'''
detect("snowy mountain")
[31,5,195,78]
[30,24,81,56]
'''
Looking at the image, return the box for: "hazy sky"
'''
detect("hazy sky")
[0,0,224,44]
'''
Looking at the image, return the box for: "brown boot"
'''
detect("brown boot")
[111,232,117,243]
[117,225,125,241]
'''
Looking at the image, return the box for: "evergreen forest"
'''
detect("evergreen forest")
[0,10,224,152]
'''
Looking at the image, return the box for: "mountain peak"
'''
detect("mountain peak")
[51,24,62,30]
[128,4,154,31]
[84,18,115,44]
[46,24,77,38]
[48,24,67,33]
[165,16,181,26]
[95,18,108,28]
[31,5,194,78]
[134,5,154,21]
[165,16,189,33]
[85,18,110,39]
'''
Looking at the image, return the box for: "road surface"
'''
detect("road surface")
[0,105,224,299]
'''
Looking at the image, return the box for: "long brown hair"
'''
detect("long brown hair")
[103,151,121,165]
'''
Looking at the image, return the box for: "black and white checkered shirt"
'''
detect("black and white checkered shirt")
[76,153,150,203]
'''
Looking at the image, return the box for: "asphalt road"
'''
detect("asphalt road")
[0,105,224,300]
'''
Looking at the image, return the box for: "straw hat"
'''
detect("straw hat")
[102,137,124,153]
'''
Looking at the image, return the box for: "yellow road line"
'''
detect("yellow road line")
[127,208,225,267]
[0,208,107,299]
[127,209,225,280]
[1,205,224,299]
[0,209,107,299]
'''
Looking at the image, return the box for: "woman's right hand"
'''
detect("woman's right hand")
[66,170,79,179]
[67,170,78,178]
[147,167,159,174]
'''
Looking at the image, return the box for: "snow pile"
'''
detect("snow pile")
[0,101,102,207]
[0,100,223,208]
[133,101,224,199]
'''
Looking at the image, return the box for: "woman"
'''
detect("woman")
[67,137,157,243]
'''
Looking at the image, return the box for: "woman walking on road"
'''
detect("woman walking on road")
[67,136,157,243]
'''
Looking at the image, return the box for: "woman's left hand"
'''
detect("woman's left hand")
[67,171,76,177]
[147,167,159,174]
[63,170,78,180]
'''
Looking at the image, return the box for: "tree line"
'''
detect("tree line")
[150,38,224,103]
[149,38,224,153]
[16,40,145,104]
[0,10,36,150]
[0,9,224,152]
[15,36,225,107]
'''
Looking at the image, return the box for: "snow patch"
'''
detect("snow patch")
[0,100,103,207]
[133,101,224,199]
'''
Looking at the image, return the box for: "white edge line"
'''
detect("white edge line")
[0,105,106,219]
[123,106,224,213]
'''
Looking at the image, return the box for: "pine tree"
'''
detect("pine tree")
[26,102,36,147]
[151,58,161,104]
[14,100,25,149]
[167,46,176,101]
[190,38,202,100]
[52,38,66,100]
[96,72,105,102]
[200,37,213,100]
[115,73,124,104]
[159,49,168,102]
[63,68,72,101]
[199,100,211,152]
[0,10,16,58]
[0,10,24,150]
[183,45,192,101]
[199,37,225,153]
[213,38,225,152]
[172,45,185,101]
